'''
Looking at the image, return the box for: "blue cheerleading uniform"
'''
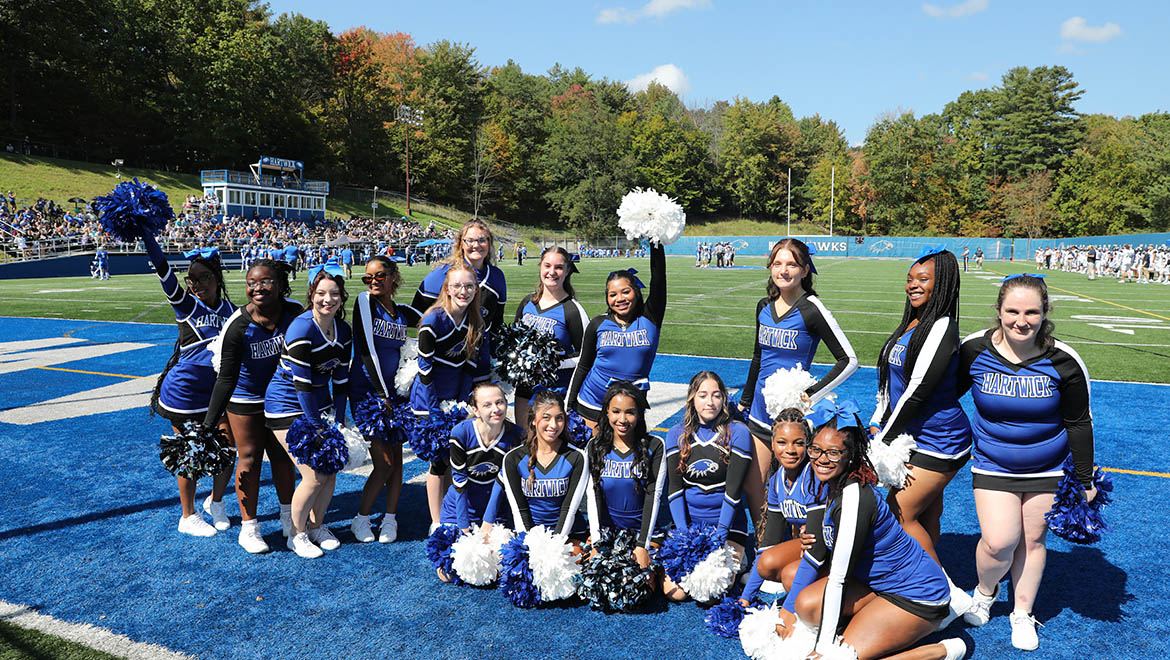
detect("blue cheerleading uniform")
[203,298,303,423]
[410,308,491,415]
[741,463,827,601]
[567,244,665,421]
[960,330,1095,491]
[513,293,589,394]
[349,292,422,408]
[871,317,972,471]
[144,234,236,421]
[739,294,858,440]
[664,419,753,545]
[440,419,526,529]
[584,435,668,548]
[784,481,950,653]
[411,261,506,380]
[263,311,352,428]
[488,442,589,536]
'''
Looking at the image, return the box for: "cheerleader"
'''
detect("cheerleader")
[566,242,666,432]
[411,264,491,533]
[264,263,352,559]
[958,274,1096,650]
[777,401,965,660]
[584,381,667,570]
[737,238,857,516]
[203,259,302,553]
[512,246,589,425]
[663,371,752,601]
[485,390,589,543]
[740,407,823,602]
[870,247,971,613]
[142,231,236,537]
[348,257,422,544]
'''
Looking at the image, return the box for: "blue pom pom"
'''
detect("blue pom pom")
[705,592,759,638]
[566,409,593,449]
[492,323,565,391]
[657,522,725,583]
[574,528,654,612]
[1046,456,1113,544]
[286,416,349,474]
[354,395,390,442]
[425,525,465,586]
[499,531,541,608]
[406,403,466,463]
[92,178,174,241]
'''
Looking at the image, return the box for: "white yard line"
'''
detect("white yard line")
[0,600,194,660]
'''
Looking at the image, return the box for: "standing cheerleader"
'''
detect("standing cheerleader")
[737,238,857,515]
[411,264,491,533]
[870,247,971,613]
[584,381,668,569]
[486,391,589,542]
[203,259,302,553]
[143,231,236,537]
[663,371,752,601]
[264,264,352,559]
[566,242,666,431]
[958,274,1096,651]
[740,407,823,602]
[513,246,589,425]
[776,401,965,660]
[348,257,421,544]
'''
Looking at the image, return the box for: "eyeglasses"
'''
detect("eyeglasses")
[247,278,276,289]
[184,272,215,285]
[806,446,847,463]
[448,283,477,292]
[361,272,388,285]
[463,237,489,245]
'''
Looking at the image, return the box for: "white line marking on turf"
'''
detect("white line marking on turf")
[0,600,194,660]
[0,342,154,375]
[0,337,82,355]
[0,372,160,425]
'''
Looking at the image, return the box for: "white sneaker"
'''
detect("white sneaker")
[760,580,787,595]
[309,526,341,551]
[940,638,967,660]
[280,510,293,538]
[202,495,231,531]
[1010,610,1040,651]
[178,513,217,537]
[237,523,270,554]
[963,583,1000,627]
[288,532,323,559]
[948,581,973,615]
[378,517,398,543]
[351,515,375,543]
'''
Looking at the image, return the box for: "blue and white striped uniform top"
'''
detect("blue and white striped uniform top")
[412,261,507,336]
[488,443,589,535]
[784,482,949,654]
[960,330,1095,485]
[664,420,753,534]
[350,292,421,402]
[759,462,824,547]
[264,311,352,419]
[740,294,857,439]
[410,308,490,414]
[871,317,972,460]
[203,299,303,423]
[514,293,588,392]
[441,419,526,529]
[584,435,668,549]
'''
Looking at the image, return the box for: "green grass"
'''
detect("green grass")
[0,622,120,660]
[4,256,1169,383]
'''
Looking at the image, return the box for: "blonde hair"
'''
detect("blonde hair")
[426,263,484,359]
[443,218,496,268]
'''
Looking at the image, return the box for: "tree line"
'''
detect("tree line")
[3,0,1168,238]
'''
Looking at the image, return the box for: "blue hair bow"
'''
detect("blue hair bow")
[805,242,819,274]
[620,268,645,289]
[806,399,863,430]
[183,247,220,260]
[912,244,947,265]
[1000,273,1047,283]
[308,257,346,281]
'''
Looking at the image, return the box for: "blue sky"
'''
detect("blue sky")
[266,0,1168,146]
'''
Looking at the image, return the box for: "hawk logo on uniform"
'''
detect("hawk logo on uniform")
[686,458,719,478]
[468,461,497,478]
[315,357,341,372]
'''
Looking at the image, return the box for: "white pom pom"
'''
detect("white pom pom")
[762,364,817,418]
[484,523,514,551]
[868,433,916,489]
[490,370,516,400]
[679,543,739,603]
[739,604,786,660]
[450,525,501,586]
[395,338,419,398]
[524,525,581,602]
[206,331,226,374]
[438,399,465,415]
[617,187,686,246]
[340,424,370,471]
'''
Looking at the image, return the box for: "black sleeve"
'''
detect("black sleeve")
[514,294,531,324]
[799,296,858,402]
[351,298,388,399]
[555,449,589,536]
[637,436,668,548]
[759,507,789,549]
[644,243,667,327]
[957,332,986,397]
[399,300,423,329]
[1052,343,1095,486]
[203,313,247,426]
[411,286,436,319]
[875,317,960,444]
[563,298,588,357]
[739,298,768,409]
[500,448,534,531]
[566,315,603,411]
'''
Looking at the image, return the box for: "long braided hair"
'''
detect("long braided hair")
[678,370,733,472]
[813,417,878,502]
[755,407,813,543]
[524,390,571,490]
[589,381,652,504]
[876,250,960,401]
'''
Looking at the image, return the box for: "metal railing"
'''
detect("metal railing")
[201,170,330,194]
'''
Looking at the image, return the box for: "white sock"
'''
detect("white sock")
[241,519,259,529]
[354,514,370,522]
[384,513,397,522]
[280,504,292,515]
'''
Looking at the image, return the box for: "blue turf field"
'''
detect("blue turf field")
[0,317,1165,659]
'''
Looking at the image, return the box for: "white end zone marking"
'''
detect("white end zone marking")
[0,337,83,355]
[0,600,193,660]
[0,342,153,375]
[0,373,160,425]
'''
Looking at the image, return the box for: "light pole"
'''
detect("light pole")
[396,105,424,217]
[372,186,378,221]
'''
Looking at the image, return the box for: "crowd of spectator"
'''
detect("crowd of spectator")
[1035,244,1170,283]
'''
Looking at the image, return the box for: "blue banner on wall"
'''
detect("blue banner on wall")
[669,236,1016,260]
